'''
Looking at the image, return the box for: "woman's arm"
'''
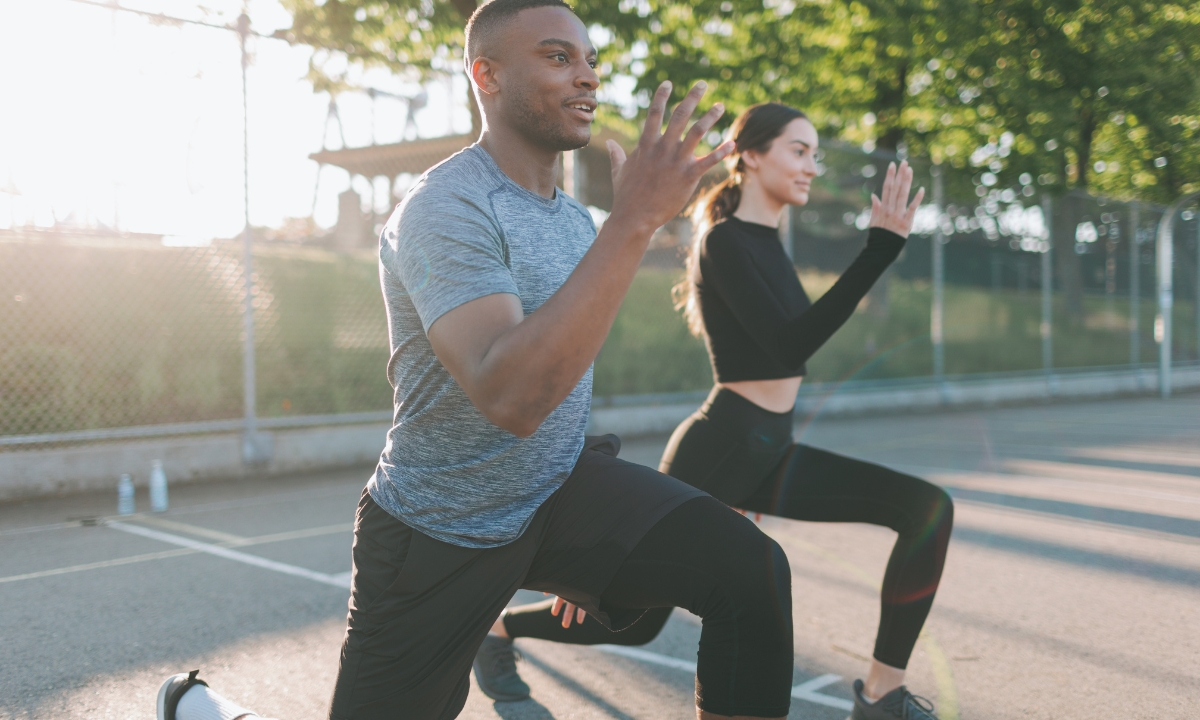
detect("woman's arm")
[704,227,905,371]
[705,160,923,371]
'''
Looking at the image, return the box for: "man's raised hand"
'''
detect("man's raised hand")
[605,81,735,237]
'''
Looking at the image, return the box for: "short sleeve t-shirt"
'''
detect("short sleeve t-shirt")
[366,144,597,549]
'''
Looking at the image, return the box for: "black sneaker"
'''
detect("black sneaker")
[850,679,939,720]
[157,670,207,720]
[472,635,531,702]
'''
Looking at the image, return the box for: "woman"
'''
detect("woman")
[477,104,952,720]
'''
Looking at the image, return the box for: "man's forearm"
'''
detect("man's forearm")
[473,216,654,435]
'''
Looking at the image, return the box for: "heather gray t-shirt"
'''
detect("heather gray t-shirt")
[367,144,596,548]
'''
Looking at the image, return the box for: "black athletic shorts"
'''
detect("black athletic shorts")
[328,436,705,720]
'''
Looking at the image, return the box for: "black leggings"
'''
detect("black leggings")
[505,387,953,670]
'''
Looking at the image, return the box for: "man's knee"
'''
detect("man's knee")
[708,521,792,630]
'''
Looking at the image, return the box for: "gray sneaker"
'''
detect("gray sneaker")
[850,679,938,720]
[472,635,531,702]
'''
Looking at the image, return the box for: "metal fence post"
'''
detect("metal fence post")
[1129,203,1140,366]
[1157,212,1173,398]
[1153,192,1200,397]
[1041,194,1053,381]
[931,164,945,380]
[238,13,268,464]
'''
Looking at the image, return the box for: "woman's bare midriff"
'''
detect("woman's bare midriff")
[719,377,803,414]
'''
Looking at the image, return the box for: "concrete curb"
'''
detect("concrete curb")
[0,423,389,502]
[586,365,1200,437]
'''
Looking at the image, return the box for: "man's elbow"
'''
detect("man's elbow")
[481,399,544,439]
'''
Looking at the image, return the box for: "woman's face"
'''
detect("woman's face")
[742,117,820,206]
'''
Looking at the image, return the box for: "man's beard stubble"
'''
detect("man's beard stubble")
[506,81,591,153]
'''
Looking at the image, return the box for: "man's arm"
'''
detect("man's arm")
[428,81,732,437]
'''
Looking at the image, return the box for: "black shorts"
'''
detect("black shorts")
[329,437,705,720]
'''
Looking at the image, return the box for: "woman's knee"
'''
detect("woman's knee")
[898,476,954,536]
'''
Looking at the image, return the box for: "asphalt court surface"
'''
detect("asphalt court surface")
[2,394,1199,719]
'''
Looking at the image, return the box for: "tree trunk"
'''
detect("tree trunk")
[449,0,481,134]
[868,53,908,319]
[467,89,481,136]
[1052,108,1097,323]
[1053,191,1086,322]
[872,56,908,153]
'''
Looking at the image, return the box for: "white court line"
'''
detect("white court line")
[108,521,351,590]
[792,673,853,711]
[0,547,198,584]
[596,645,852,711]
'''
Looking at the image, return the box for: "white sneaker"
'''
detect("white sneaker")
[157,670,207,720]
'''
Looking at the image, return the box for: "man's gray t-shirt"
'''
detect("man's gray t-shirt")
[366,144,596,549]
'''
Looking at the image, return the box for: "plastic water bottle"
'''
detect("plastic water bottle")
[117,474,135,515]
[149,460,168,513]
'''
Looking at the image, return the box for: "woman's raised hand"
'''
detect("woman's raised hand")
[869,160,925,238]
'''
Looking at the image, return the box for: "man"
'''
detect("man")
[156,1,794,719]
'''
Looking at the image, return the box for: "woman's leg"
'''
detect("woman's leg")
[740,444,953,696]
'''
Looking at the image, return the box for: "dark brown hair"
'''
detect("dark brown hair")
[465,0,573,64]
[674,103,808,336]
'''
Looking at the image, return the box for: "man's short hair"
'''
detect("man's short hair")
[464,0,573,66]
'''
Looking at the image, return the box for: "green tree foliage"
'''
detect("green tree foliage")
[926,0,1200,203]
[276,0,1199,203]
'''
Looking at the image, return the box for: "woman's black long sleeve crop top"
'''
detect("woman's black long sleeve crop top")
[694,216,906,382]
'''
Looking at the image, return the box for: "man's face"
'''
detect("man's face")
[487,7,599,151]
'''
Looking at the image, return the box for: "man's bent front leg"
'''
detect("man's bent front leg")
[599,497,793,720]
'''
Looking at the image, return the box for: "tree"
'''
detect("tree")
[928,0,1199,200]
[920,0,1200,319]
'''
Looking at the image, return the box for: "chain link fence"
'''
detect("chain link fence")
[0,234,392,443]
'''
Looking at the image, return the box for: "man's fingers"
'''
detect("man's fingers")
[683,102,725,153]
[576,607,586,625]
[695,139,736,174]
[639,82,672,146]
[664,81,707,142]
[607,139,627,181]
[551,596,565,616]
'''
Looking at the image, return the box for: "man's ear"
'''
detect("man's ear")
[470,57,500,96]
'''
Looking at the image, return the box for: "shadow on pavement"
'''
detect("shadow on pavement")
[947,487,1200,539]
[521,649,636,719]
[492,697,557,720]
[953,525,1200,587]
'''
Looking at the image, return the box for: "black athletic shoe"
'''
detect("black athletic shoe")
[850,679,939,720]
[157,670,208,720]
[472,635,531,702]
